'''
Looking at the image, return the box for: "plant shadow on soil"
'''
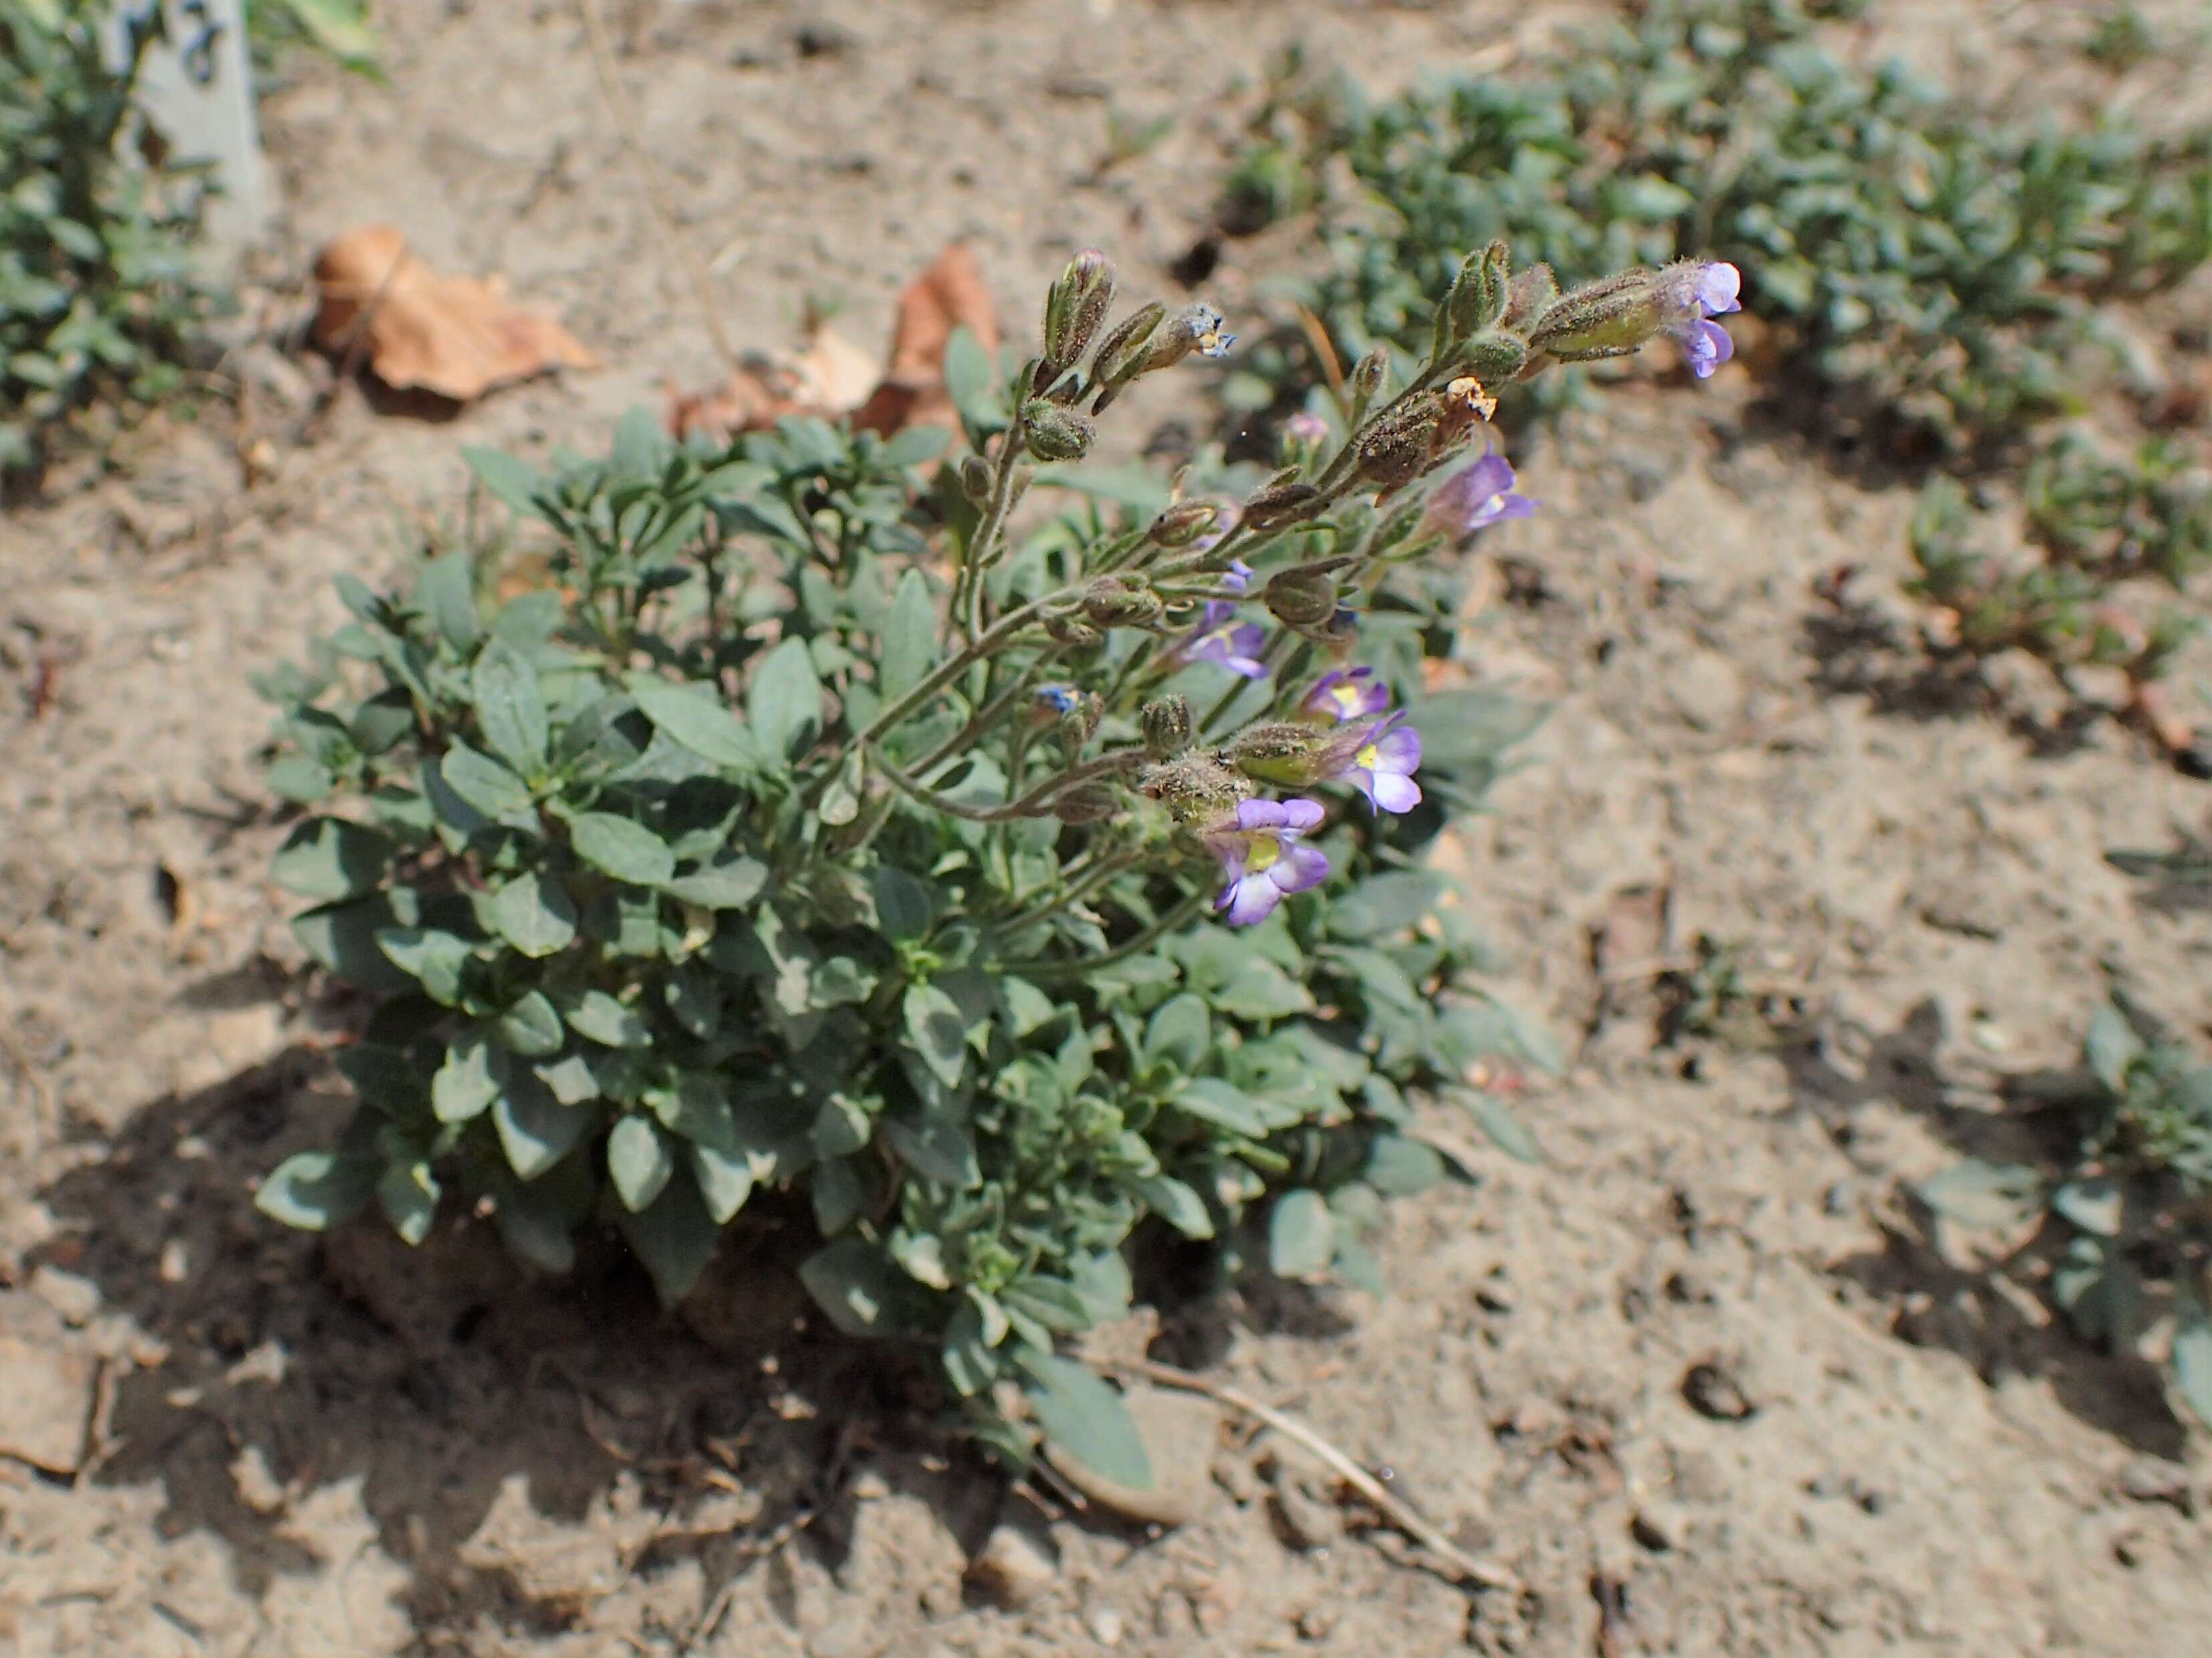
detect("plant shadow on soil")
[1775,997,2191,1459]
[28,1031,1345,1641]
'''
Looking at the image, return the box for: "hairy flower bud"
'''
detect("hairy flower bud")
[1526,270,1661,362]
[1147,499,1222,549]
[1041,248,1116,379]
[1263,567,1338,629]
[1503,262,1560,331]
[1045,615,1105,652]
[1221,721,1362,788]
[1140,753,1251,825]
[1242,480,1323,529]
[958,454,994,507]
[1436,238,1511,354]
[1051,781,1122,824]
[1081,573,1164,629]
[1140,694,1194,759]
[1088,300,1168,409]
[1349,347,1390,404]
[1454,328,1527,386]
[1140,302,1235,375]
[1021,399,1096,462]
[1351,391,1445,494]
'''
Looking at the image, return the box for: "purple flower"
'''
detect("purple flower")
[1193,502,1241,555]
[1663,260,1741,381]
[1205,797,1331,926]
[1176,602,1269,678]
[1345,713,1422,815]
[1285,411,1329,445]
[1424,452,1537,541]
[1033,684,1081,717]
[1221,559,1254,594]
[1300,666,1391,725]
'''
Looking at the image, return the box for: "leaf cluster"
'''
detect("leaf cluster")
[1,0,220,481]
[1920,1002,2212,1430]
[250,240,1587,1476]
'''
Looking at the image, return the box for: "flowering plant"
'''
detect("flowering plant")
[251,242,1726,1481]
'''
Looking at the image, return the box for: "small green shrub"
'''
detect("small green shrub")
[1922,1002,2212,1431]
[0,0,220,481]
[1225,0,2211,448]
[251,244,1727,1477]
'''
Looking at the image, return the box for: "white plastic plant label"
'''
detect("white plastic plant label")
[105,0,270,256]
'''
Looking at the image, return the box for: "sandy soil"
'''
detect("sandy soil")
[5,2,2211,1654]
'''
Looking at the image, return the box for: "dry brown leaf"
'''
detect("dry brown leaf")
[853,242,1000,438]
[312,225,598,403]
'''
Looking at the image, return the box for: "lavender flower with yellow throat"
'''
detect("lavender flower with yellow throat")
[1206,797,1331,926]
[1299,666,1391,725]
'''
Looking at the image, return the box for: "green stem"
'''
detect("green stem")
[865,741,1142,824]
[999,887,1212,979]
[1197,627,1300,738]
[992,849,1141,940]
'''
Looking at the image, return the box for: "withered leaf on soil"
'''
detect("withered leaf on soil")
[313,225,599,403]
[667,242,1001,444]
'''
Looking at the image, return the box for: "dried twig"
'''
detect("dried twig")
[576,0,741,378]
[1104,1357,1521,1593]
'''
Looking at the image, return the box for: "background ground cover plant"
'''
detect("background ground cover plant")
[250,242,1737,1483]
[0,0,221,484]
[1225,0,2212,746]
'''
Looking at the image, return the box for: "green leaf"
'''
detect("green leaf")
[1171,1077,1270,1137]
[871,866,935,943]
[374,927,473,1005]
[414,551,480,652]
[1142,994,1212,1071]
[489,1173,577,1273]
[1456,1088,1541,1164]
[1364,1134,1448,1196]
[272,818,394,901]
[267,753,337,804]
[664,856,768,909]
[942,326,1002,436]
[440,743,537,822]
[255,1152,375,1230]
[495,989,567,1056]
[493,1071,596,1181]
[568,812,676,887]
[1209,957,1312,1022]
[1139,1175,1215,1239]
[800,1238,935,1339]
[1916,1160,2043,1230]
[490,871,578,957]
[608,1115,675,1212]
[1327,871,1445,941]
[564,988,653,1048]
[536,1051,601,1105]
[2171,1295,2212,1431]
[618,1172,721,1305]
[274,0,381,64]
[747,638,823,759]
[1013,1349,1153,1492]
[376,1160,440,1246]
[879,568,938,701]
[471,640,549,776]
[2085,1002,2144,1093]
[625,676,764,774]
[813,1156,871,1235]
[432,1034,503,1123]
[689,1142,754,1224]
[2051,1176,2122,1238]
[1002,1278,1094,1333]
[904,984,969,1089]
[1269,1189,1335,1279]
[293,894,421,993]
[464,446,546,520]
[881,1107,981,1188]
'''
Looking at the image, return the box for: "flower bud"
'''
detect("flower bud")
[1045,616,1105,652]
[1051,781,1122,824]
[1351,391,1446,493]
[1221,721,1359,788]
[1242,480,1323,529]
[1057,690,1104,744]
[1140,694,1193,759]
[1280,409,1330,470]
[958,454,995,507]
[1139,753,1251,825]
[1041,248,1116,377]
[1021,399,1096,462]
[1263,567,1338,629]
[1141,302,1235,375]
[1454,328,1527,386]
[1349,347,1389,404]
[1503,262,1559,331]
[1088,301,1168,409]
[1526,270,1661,362]
[1147,499,1222,549]
[1081,573,1164,629]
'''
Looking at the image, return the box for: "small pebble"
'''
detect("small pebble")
[966,1524,1056,1610]
[1682,1361,1756,1421]
[1631,1501,1687,1552]
[1088,1607,1124,1647]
